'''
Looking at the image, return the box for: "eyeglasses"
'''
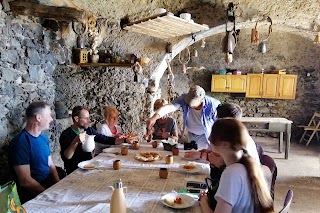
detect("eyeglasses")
[78,116,90,120]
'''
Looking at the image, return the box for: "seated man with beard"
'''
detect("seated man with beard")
[59,106,125,174]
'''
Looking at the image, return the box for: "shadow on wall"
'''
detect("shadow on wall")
[0,145,15,185]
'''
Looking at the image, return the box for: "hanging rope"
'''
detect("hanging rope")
[178,47,190,74]
[166,59,175,103]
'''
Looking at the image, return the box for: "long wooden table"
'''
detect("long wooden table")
[240,117,293,159]
[23,143,209,213]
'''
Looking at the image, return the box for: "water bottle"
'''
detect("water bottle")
[110,179,126,213]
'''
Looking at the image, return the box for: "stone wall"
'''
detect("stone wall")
[0,0,168,183]
[0,0,59,183]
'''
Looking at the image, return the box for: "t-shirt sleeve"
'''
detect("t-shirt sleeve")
[59,130,71,154]
[214,166,242,207]
[10,135,30,166]
[171,94,185,109]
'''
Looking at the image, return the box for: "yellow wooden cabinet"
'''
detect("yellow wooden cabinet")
[278,74,297,99]
[246,74,297,99]
[211,75,247,93]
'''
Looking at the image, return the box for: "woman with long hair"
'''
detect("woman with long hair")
[200,118,274,213]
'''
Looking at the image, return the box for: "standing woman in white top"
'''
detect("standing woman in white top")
[200,118,274,213]
[96,106,122,153]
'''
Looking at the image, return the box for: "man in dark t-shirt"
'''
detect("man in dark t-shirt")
[59,106,125,174]
[9,101,60,203]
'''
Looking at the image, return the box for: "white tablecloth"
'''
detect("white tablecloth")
[23,143,210,213]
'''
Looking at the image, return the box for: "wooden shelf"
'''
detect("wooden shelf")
[123,12,209,39]
[78,63,134,67]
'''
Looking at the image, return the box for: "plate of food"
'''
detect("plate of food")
[180,163,201,173]
[134,152,161,162]
[161,193,195,209]
[78,160,99,170]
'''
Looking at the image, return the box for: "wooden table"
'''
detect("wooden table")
[23,143,209,213]
[240,117,293,159]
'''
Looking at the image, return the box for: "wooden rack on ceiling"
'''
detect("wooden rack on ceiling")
[123,12,209,40]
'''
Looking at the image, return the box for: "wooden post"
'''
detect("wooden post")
[9,1,86,22]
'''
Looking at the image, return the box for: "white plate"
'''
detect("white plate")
[78,160,99,170]
[102,147,120,154]
[161,193,195,209]
[180,163,201,173]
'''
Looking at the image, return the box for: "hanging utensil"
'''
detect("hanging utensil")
[258,42,267,53]
[222,2,240,63]
[254,16,272,53]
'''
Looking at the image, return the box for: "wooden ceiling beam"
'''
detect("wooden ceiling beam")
[37,0,80,9]
[9,1,86,22]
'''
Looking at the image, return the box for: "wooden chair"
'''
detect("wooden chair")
[298,112,320,146]
[279,190,293,213]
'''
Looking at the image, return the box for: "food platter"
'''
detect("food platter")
[161,193,195,209]
[134,152,161,162]
[78,160,99,170]
[123,133,139,140]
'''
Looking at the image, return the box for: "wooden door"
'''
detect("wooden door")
[278,74,297,99]
[246,74,263,98]
[229,75,247,93]
[211,75,229,92]
[262,74,279,98]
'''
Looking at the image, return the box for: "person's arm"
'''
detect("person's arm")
[86,127,118,145]
[200,195,214,213]
[200,195,232,213]
[146,104,179,129]
[212,197,232,213]
[169,129,179,141]
[208,151,225,168]
[63,133,85,159]
[48,156,60,183]
[209,97,221,120]
[14,165,46,194]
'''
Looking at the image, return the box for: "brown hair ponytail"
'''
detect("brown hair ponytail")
[240,153,274,213]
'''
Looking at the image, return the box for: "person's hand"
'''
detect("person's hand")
[143,134,152,142]
[117,133,125,139]
[184,151,201,159]
[146,116,157,130]
[78,132,86,144]
[126,138,134,144]
[208,151,225,167]
[115,138,125,145]
[199,191,207,201]
[161,131,170,139]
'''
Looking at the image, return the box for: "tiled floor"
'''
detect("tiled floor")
[255,136,320,213]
